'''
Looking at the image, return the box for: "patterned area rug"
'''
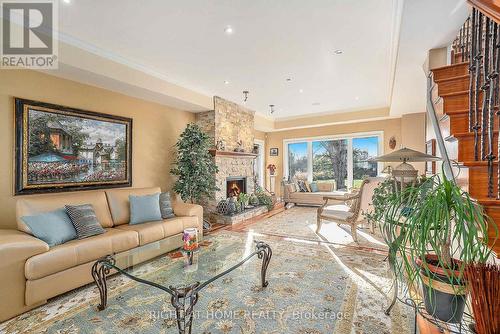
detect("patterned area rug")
[0,207,414,334]
[238,206,389,252]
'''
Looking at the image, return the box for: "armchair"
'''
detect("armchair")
[316,177,385,242]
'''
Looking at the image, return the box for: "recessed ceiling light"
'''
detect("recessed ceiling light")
[355,96,359,100]
[299,89,304,93]
[286,78,292,82]
[63,0,70,3]
[334,49,343,55]
[224,25,233,34]
[312,102,321,106]
[224,80,230,85]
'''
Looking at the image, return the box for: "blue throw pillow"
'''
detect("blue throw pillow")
[310,182,319,192]
[21,208,77,247]
[129,193,163,225]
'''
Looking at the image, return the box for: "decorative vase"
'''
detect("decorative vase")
[216,199,229,215]
[250,194,259,206]
[227,197,237,215]
[216,139,225,151]
[182,228,199,252]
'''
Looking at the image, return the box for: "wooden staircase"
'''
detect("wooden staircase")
[431,62,500,256]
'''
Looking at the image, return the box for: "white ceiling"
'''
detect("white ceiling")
[390,0,469,116]
[54,0,468,119]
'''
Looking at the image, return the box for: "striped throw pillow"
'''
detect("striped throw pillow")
[159,192,176,219]
[65,204,105,239]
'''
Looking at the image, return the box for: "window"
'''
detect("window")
[287,142,308,180]
[284,133,381,190]
[313,139,347,189]
[353,137,379,188]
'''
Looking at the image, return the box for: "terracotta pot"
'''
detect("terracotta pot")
[416,314,445,334]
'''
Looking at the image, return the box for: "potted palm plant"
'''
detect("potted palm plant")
[379,173,494,324]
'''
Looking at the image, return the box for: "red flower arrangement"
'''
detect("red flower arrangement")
[267,164,277,175]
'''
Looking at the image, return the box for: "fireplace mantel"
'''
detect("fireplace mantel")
[209,149,258,158]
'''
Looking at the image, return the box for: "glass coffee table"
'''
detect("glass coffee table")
[91,240,272,334]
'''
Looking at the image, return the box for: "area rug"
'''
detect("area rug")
[0,212,413,334]
[237,206,389,252]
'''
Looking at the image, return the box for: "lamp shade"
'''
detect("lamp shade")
[371,147,441,162]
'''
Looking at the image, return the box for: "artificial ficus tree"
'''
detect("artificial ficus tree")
[171,123,219,203]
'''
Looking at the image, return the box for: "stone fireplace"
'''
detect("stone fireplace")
[196,96,261,223]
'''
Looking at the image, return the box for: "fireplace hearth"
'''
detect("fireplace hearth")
[226,177,246,198]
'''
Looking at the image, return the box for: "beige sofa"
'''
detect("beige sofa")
[0,187,203,322]
[283,181,347,206]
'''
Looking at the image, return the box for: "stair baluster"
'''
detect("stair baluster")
[495,23,500,199]
[469,9,477,134]
[465,17,471,63]
[486,22,498,198]
[481,18,491,162]
[473,11,484,161]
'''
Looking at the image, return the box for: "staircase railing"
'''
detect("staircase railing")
[460,3,500,198]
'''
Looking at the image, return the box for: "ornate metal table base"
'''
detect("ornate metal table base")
[91,241,272,334]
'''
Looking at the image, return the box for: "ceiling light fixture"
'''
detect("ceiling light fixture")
[224,80,230,85]
[286,78,292,82]
[269,104,275,114]
[243,90,249,102]
[333,49,343,55]
[299,89,304,93]
[355,96,359,100]
[224,25,233,34]
[63,0,71,3]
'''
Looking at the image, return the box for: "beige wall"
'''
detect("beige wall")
[0,70,194,229]
[401,113,427,173]
[264,118,403,196]
[254,130,266,142]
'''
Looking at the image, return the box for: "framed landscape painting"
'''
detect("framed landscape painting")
[15,98,132,195]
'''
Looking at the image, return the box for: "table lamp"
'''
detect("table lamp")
[372,147,441,192]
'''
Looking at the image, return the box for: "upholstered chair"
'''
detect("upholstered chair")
[316,177,385,242]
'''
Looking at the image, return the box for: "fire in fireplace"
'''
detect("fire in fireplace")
[226,177,246,198]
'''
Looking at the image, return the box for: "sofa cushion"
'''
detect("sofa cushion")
[21,208,77,247]
[284,183,296,194]
[65,204,106,239]
[317,182,335,192]
[25,228,139,280]
[16,191,114,234]
[159,192,175,219]
[296,180,308,192]
[129,193,162,225]
[310,182,319,192]
[115,217,184,246]
[304,181,312,192]
[106,187,162,226]
[289,191,345,202]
